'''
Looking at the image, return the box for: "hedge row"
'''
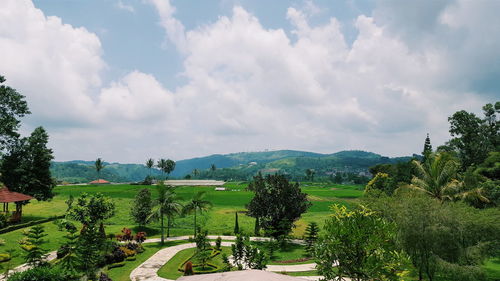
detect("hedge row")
[0,215,64,234]
[177,248,223,274]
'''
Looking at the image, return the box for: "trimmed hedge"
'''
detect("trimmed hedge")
[107,262,126,269]
[178,248,223,274]
[0,215,64,234]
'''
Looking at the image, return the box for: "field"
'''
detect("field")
[0,181,363,268]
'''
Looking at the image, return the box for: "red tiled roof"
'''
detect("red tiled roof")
[89,179,110,184]
[0,187,34,203]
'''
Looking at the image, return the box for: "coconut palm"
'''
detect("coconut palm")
[183,191,212,236]
[148,182,182,244]
[146,158,154,177]
[405,153,461,201]
[95,158,104,180]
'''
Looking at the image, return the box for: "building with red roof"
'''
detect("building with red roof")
[89,179,110,184]
[0,186,34,222]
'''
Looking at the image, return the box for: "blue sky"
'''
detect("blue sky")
[1,0,498,163]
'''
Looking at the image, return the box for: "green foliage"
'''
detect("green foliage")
[131,188,152,226]
[157,158,176,179]
[19,225,48,267]
[95,158,104,179]
[246,174,311,239]
[234,212,239,234]
[0,75,30,151]
[183,191,212,237]
[7,266,71,281]
[0,213,9,229]
[66,193,115,226]
[77,224,105,280]
[231,233,267,270]
[365,172,392,195]
[215,236,222,251]
[0,127,55,200]
[56,228,79,278]
[149,182,183,242]
[315,204,405,281]
[448,102,499,169]
[304,222,319,257]
[194,229,210,252]
[422,133,433,163]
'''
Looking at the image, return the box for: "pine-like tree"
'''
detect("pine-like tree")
[20,225,48,267]
[57,228,80,278]
[422,134,433,163]
[254,217,260,236]
[234,212,240,234]
[304,222,319,256]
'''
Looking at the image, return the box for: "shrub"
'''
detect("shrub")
[0,213,9,229]
[104,245,126,264]
[215,236,222,250]
[126,256,136,261]
[107,262,125,269]
[7,266,70,281]
[135,231,147,243]
[99,272,113,281]
[116,228,133,241]
[119,246,136,257]
[184,261,194,276]
[0,253,11,262]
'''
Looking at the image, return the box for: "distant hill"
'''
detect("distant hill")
[51,150,415,183]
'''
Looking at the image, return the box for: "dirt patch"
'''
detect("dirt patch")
[330,187,339,190]
[273,257,313,264]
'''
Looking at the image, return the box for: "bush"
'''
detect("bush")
[0,253,11,262]
[104,245,126,264]
[107,262,125,269]
[184,261,194,276]
[119,246,136,257]
[0,213,9,229]
[7,266,70,281]
[99,273,113,281]
[135,231,147,243]
[0,215,64,234]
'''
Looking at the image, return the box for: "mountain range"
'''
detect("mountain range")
[51,150,415,183]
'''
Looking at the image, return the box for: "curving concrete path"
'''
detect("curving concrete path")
[130,239,317,281]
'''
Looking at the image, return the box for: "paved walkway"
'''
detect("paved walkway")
[130,241,317,281]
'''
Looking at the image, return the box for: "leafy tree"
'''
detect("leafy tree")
[305,169,315,181]
[448,102,499,169]
[234,212,240,234]
[145,158,154,177]
[19,225,48,267]
[246,174,310,239]
[314,204,405,281]
[131,188,153,226]
[333,172,343,184]
[149,182,182,243]
[0,75,30,151]
[0,127,55,200]
[94,158,104,180]
[422,133,432,163]
[66,193,115,280]
[194,229,210,252]
[304,222,319,257]
[365,172,392,195]
[192,169,199,178]
[183,191,212,237]
[156,158,175,180]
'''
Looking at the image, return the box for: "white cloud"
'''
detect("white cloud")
[116,0,135,13]
[0,0,495,163]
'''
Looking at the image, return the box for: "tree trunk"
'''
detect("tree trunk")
[160,211,165,244]
[194,211,197,237]
[167,215,170,237]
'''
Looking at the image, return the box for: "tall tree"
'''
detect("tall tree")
[0,127,55,200]
[183,191,212,236]
[157,158,167,179]
[234,211,240,234]
[164,159,176,179]
[305,169,315,181]
[131,188,153,226]
[146,158,154,177]
[149,183,182,243]
[0,75,30,151]
[422,133,432,163]
[246,174,311,239]
[94,158,104,180]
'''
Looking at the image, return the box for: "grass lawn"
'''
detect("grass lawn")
[484,257,500,281]
[0,182,362,268]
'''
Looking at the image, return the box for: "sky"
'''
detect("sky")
[0,0,498,163]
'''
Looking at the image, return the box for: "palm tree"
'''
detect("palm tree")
[405,153,461,201]
[148,182,182,244]
[95,158,104,180]
[192,169,199,178]
[146,158,154,177]
[157,158,167,180]
[183,191,212,236]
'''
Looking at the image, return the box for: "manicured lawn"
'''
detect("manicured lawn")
[484,257,500,281]
[0,182,362,268]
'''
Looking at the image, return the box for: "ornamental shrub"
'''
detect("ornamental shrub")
[7,266,70,281]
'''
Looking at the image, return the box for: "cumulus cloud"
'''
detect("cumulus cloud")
[0,0,496,162]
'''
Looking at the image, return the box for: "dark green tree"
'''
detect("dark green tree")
[183,191,212,236]
[164,159,176,179]
[94,158,104,180]
[148,183,182,243]
[246,174,311,239]
[422,133,432,163]
[234,212,240,234]
[0,75,30,151]
[57,228,79,278]
[131,188,153,226]
[145,158,154,177]
[0,127,55,200]
[254,217,260,236]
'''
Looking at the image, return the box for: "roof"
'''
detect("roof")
[89,179,110,184]
[177,270,310,281]
[0,187,34,203]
